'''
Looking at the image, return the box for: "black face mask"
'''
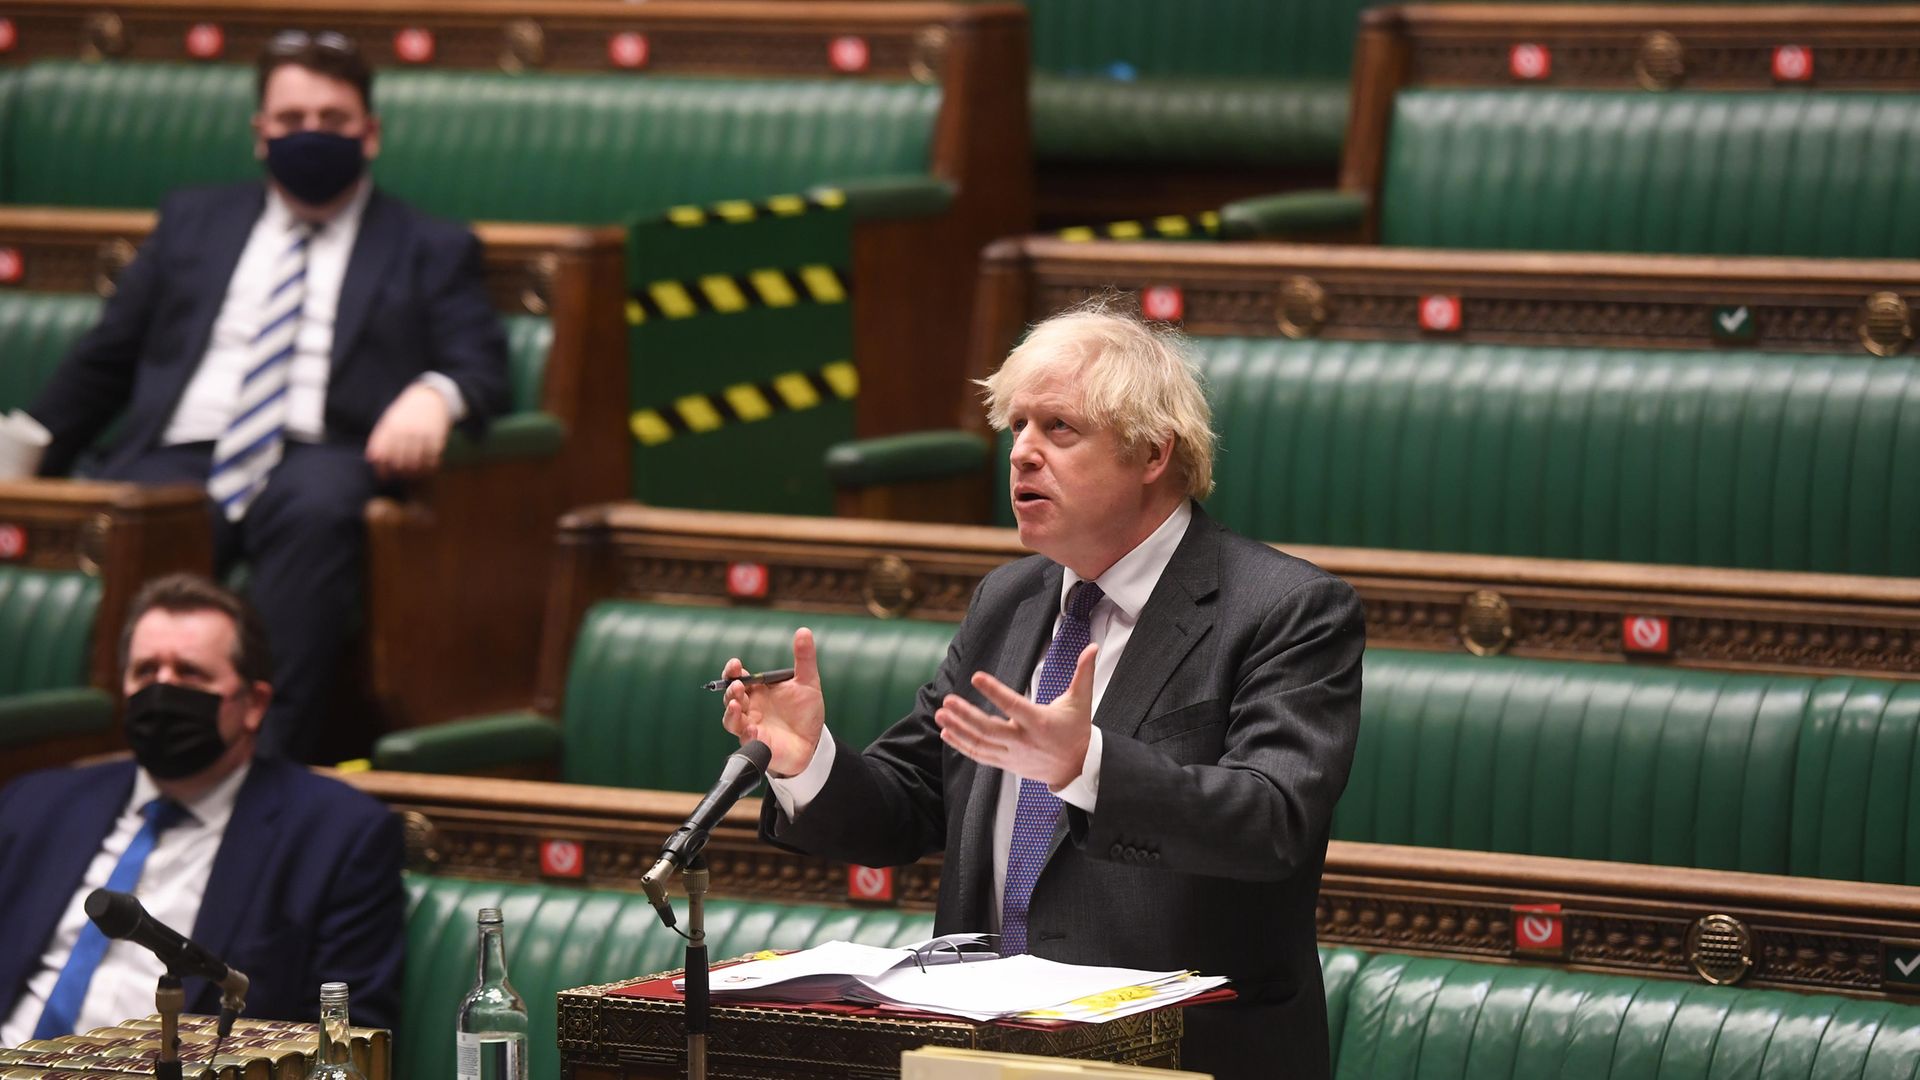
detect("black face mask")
[125,683,233,780]
[264,130,366,206]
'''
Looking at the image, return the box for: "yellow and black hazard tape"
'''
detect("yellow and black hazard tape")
[659,188,847,228]
[625,265,849,325]
[1058,211,1221,242]
[630,360,859,447]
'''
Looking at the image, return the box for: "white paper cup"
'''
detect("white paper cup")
[0,410,51,479]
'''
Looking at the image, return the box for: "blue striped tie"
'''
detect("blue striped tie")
[208,222,313,521]
[32,797,189,1040]
[1001,579,1103,956]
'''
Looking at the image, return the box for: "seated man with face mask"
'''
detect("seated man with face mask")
[0,574,405,1044]
[25,30,510,764]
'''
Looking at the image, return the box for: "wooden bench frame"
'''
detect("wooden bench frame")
[0,0,1033,441]
[347,768,1920,1001]
[0,207,630,740]
[1340,4,1920,242]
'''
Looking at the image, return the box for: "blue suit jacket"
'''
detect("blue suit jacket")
[29,181,509,477]
[0,757,407,1032]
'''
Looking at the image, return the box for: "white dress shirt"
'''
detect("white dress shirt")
[0,764,250,1047]
[162,182,463,447]
[771,500,1192,930]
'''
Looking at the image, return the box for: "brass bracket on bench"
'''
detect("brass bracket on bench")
[1688,913,1753,985]
[863,555,919,619]
[910,26,949,86]
[81,12,129,61]
[1276,276,1329,339]
[501,19,546,74]
[1860,292,1915,357]
[1458,590,1514,657]
[94,239,137,299]
[1636,32,1685,91]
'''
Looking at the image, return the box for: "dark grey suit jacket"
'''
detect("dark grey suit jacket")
[763,504,1366,1080]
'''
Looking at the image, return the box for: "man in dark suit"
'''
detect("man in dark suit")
[720,308,1366,1080]
[0,574,404,1045]
[27,31,508,762]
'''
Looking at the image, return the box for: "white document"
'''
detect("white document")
[681,935,995,1002]
[851,955,1207,1022]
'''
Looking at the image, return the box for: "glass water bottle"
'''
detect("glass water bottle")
[456,907,530,1080]
[306,981,366,1079]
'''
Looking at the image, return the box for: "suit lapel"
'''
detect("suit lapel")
[10,765,135,993]
[1092,508,1219,739]
[190,760,286,961]
[331,189,403,370]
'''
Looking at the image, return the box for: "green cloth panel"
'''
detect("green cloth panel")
[0,292,104,415]
[1333,952,1920,1080]
[1218,189,1369,238]
[500,315,551,415]
[3,63,939,221]
[1380,90,1920,257]
[560,602,954,789]
[1337,651,1920,886]
[1031,75,1347,166]
[401,875,936,1080]
[0,567,100,696]
[1025,0,1376,79]
[1192,338,1920,575]
[369,710,561,773]
[441,413,564,467]
[823,430,989,487]
[0,686,115,746]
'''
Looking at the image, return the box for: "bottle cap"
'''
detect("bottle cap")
[478,907,503,924]
[319,981,349,1004]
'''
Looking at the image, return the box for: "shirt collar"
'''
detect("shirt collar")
[1060,500,1193,621]
[264,176,373,238]
[130,760,252,831]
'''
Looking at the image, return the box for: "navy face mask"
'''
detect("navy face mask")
[264,130,366,206]
[124,683,232,780]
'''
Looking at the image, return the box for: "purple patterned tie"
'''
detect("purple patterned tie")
[1001,579,1104,955]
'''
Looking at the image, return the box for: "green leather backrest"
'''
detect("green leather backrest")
[1381,90,1920,256]
[1195,337,1920,575]
[1026,0,1375,79]
[0,566,101,696]
[3,62,940,221]
[1335,952,1920,1080]
[1339,650,1920,885]
[0,292,549,416]
[560,602,955,789]
[402,875,935,1080]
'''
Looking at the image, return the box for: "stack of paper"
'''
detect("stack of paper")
[686,941,1228,1024]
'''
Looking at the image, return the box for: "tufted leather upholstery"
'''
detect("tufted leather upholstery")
[1195,338,1920,575]
[559,602,954,789]
[1380,90,1920,256]
[0,566,99,696]
[1333,952,1920,1080]
[0,62,940,222]
[0,293,107,416]
[1339,651,1920,886]
[402,875,936,1080]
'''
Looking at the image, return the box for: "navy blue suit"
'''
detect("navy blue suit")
[29,182,509,761]
[0,757,406,1032]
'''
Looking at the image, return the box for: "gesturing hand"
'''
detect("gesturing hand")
[720,627,826,778]
[935,642,1097,790]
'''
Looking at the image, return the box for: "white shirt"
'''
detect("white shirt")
[771,501,1192,930]
[161,182,463,446]
[0,764,250,1047]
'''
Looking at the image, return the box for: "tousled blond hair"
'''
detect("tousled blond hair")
[977,303,1216,498]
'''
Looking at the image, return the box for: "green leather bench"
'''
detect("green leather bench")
[401,875,937,1080]
[841,337,1920,576]
[0,565,111,748]
[372,602,956,787]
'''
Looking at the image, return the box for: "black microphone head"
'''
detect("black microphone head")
[736,739,772,774]
[85,888,144,939]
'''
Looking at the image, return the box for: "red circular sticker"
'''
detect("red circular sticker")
[0,248,22,284]
[540,839,584,878]
[1772,45,1812,82]
[394,28,435,64]
[0,18,18,53]
[848,865,893,901]
[0,525,25,560]
[1508,43,1550,81]
[185,23,224,59]
[608,31,649,69]
[1140,285,1184,323]
[726,561,769,599]
[1419,295,1462,332]
[828,35,870,73]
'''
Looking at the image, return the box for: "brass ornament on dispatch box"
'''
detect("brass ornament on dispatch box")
[1459,590,1514,656]
[1636,32,1686,91]
[1276,276,1330,339]
[863,555,919,619]
[910,26,950,85]
[501,19,546,73]
[94,238,137,299]
[522,253,559,315]
[83,12,129,60]
[1859,292,1915,357]
[1688,913,1753,985]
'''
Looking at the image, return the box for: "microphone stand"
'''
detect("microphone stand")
[683,852,710,1080]
[153,971,185,1080]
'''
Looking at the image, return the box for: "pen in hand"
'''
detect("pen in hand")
[703,668,797,692]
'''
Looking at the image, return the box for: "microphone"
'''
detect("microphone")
[86,888,250,1037]
[641,740,773,928]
